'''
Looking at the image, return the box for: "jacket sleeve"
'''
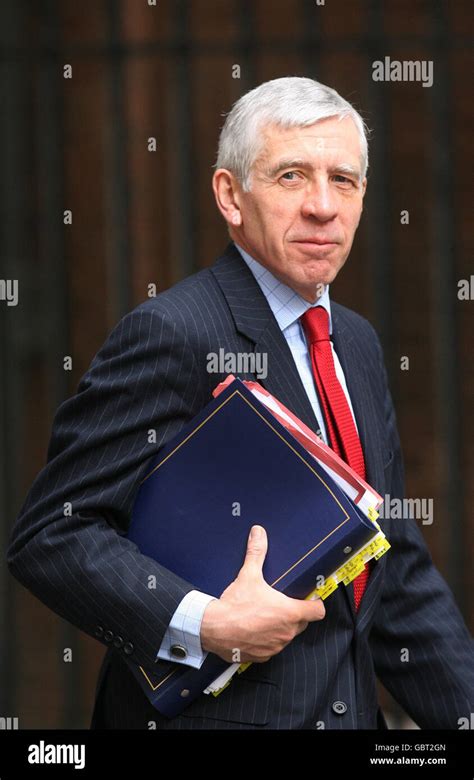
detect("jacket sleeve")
[369,334,474,728]
[7,304,207,671]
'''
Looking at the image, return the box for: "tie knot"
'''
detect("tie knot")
[301,306,330,345]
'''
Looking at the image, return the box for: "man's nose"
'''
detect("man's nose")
[300,181,337,221]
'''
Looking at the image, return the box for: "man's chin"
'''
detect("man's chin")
[301,263,340,287]
[290,242,342,265]
[286,273,333,301]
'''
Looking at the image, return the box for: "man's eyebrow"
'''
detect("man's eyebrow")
[264,159,313,178]
[330,163,362,181]
[263,159,362,181]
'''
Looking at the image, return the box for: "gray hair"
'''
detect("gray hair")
[215,76,369,191]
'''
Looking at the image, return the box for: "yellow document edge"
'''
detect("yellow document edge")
[205,523,390,697]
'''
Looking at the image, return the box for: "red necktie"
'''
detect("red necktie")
[301,306,369,611]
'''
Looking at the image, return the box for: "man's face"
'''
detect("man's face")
[225,116,366,301]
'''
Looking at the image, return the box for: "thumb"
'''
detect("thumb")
[240,524,268,579]
[299,594,326,622]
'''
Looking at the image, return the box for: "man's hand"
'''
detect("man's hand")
[200,524,325,663]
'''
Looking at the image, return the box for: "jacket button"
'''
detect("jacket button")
[170,644,188,660]
[104,630,114,642]
[332,700,348,715]
[113,635,124,649]
[123,642,134,655]
[94,626,104,639]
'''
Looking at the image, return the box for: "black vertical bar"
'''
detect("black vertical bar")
[36,0,81,728]
[0,0,29,722]
[105,0,131,318]
[236,0,257,89]
[427,0,464,609]
[0,3,38,728]
[166,0,197,279]
[300,0,322,79]
[365,4,397,728]
[366,0,395,384]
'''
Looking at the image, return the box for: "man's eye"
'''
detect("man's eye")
[333,175,353,185]
[280,171,299,182]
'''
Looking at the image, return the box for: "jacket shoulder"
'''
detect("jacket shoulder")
[131,266,220,319]
[331,301,382,350]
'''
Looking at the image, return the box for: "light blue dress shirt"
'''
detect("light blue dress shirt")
[234,243,358,443]
[156,242,358,668]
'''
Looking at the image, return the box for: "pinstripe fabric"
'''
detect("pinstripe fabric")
[7,242,474,730]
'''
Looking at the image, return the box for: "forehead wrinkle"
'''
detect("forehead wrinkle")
[255,121,364,178]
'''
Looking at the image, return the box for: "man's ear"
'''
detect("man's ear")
[361,176,367,198]
[212,169,242,227]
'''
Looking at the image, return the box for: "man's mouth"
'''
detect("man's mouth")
[292,238,339,245]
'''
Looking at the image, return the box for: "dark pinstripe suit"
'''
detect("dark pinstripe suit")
[7,243,474,729]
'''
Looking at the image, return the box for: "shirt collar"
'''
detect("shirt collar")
[234,242,333,334]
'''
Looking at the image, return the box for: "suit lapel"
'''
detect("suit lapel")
[210,244,320,433]
[211,245,385,625]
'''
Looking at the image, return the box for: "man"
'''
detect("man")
[7,77,474,729]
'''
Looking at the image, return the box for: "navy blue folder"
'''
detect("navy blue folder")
[125,378,377,717]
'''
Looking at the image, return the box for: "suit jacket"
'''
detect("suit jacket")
[7,242,474,729]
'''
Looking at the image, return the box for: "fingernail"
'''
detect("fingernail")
[250,525,262,540]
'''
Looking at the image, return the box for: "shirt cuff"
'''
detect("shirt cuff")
[156,590,217,669]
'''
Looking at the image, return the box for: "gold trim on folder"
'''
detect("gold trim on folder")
[139,668,176,693]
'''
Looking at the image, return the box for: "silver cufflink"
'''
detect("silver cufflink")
[170,644,188,659]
